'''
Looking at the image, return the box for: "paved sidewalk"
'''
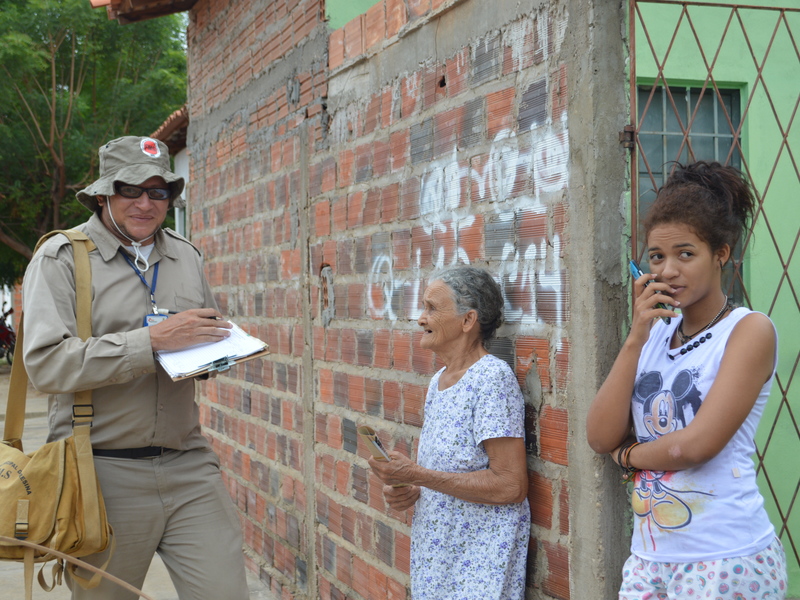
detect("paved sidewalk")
[0,363,274,600]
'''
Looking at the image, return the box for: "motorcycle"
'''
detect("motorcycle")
[0,307,16,365]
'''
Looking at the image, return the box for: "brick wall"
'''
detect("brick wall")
[186,0,627,598]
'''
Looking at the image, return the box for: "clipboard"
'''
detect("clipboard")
[155,321,270,381]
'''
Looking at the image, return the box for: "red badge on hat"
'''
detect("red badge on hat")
[141,138,161,158]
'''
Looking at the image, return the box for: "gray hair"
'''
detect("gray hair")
[432,266,504,345]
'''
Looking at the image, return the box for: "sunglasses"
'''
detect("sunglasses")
[114,183,171,201]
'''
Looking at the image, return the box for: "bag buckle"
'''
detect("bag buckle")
[14,522,28,540]
[72,404,94,427]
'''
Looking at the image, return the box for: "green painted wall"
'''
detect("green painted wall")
[326,0,380,30]
[636,2,800,594]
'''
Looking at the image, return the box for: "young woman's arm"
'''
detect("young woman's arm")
[586,274,678,454]
[619,312,775,471]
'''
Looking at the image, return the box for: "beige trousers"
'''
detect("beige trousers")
[69,448,248,600]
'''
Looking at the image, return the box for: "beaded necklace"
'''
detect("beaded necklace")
[667,296,732,361]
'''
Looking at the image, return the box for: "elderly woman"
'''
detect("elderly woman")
[369,266,530,599]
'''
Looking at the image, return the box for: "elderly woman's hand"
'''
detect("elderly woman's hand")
[382,484,420,511]
[368,451,418,487]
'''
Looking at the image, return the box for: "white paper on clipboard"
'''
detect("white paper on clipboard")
[155,321,269,380]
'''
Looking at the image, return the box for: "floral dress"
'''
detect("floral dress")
[411,354,530,600]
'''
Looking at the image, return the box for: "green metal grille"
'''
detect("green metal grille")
[631,1,800,592]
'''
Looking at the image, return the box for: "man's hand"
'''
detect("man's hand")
[149,308,232,352]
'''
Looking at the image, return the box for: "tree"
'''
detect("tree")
[0,0,187,286]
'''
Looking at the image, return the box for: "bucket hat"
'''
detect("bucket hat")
[76,136,185,211]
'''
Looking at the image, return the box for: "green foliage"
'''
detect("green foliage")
[0,0,187,286]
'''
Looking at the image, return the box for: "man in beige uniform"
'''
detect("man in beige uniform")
[22,136,249,599]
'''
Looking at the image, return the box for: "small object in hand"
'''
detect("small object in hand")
[357,425,390,461]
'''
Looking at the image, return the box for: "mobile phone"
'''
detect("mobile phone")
[629,260,671,324]
[357,425,391,461]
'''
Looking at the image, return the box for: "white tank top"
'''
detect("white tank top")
[630,307,776,561]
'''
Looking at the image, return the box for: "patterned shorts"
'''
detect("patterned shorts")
[619,538,787,600]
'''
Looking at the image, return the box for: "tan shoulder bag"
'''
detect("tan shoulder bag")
[0,230,114,598]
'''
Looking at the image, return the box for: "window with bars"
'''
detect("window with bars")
[636,85,744,304]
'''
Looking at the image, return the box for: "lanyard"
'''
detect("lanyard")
[120,251,160,314]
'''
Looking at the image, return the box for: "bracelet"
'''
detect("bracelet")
[616,440,641,483]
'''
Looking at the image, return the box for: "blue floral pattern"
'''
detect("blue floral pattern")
[411,354,530,600]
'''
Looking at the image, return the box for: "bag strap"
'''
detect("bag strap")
[2,229,96,446]
[0,536,152,600]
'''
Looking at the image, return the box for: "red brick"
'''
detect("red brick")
[381,183,400,224]
[392,331,412,372]
[364,188,382,226]
[390,129,409,172]
[392,229,411,269]
[368,472,386,512]
[395,532,411,573]
[423,63,447,109]
[336,545,353,587]
[410,225,433,269]
[336,459,351,495]
[344,14,365,59]
[559,479,569,536]
[321,157,337,192]
[552,63,568,120]
[403,383,424,427]
[364,95,381,134]
[352,556,370,598]
[314,201,331,237]
[373,138,390,177]
[331,197,347,232]
[338,149,354,187]
[540,405,568,466]
[487,87,515,139]
[368,562,389,599]
[381,86,395,129]
[543,541,570,600]
[386,0,407,37]
[529,470,553,528]
[387,577,407,600]
[458,213,484,262]
[347,191,364,228]
[408,0,430,19]
[383,380,401,422]
[400,72,420,118]
[365,1,386,50]
[319,452,336,489]
[556,338,570,390]
[398,177,420,221]
[328,414,343,449]
[554,201,568,238]
[319,369,334,404]
[349,375,366,412]
[433,106,462,157]
[445,48,469,97]
[518,206,547,248]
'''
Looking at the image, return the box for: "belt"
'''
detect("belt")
[92,446,170,459]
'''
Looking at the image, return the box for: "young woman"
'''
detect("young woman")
[587,161,787,599]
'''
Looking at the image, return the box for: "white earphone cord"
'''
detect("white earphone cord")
[106,201,151,273]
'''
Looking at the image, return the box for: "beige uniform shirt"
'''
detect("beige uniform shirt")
[22,214,216,450]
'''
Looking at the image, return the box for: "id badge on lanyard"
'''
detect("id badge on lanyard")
[120,251,164,327]
[143,313,167,327]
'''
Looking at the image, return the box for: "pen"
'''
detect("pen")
[165,310,221,320]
